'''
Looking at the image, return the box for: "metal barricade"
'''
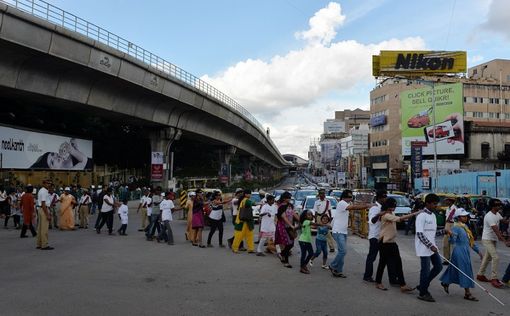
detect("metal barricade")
[349,208,369,238]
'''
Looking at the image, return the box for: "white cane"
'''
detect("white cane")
[438,253,505,306]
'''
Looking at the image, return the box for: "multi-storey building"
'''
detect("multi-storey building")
[369,59,510,190]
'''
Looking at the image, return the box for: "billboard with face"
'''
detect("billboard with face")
[0,125,93,170]
[401,82,464,156]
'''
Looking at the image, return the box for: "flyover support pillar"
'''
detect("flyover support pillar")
[217,146,236,186]
[150,128,182,191]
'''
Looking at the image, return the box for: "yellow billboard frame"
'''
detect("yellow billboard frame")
[372,50,467,77]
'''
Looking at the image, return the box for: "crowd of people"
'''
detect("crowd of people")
[2,181,510,304]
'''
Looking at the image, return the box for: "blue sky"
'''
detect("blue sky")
[49,0,510,157]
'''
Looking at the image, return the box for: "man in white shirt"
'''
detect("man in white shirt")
[329,190,371,278]
[313,189,335,252]
[363,190,388,283]
[415,193,442,302]
[36,179,54,250]
[158,192,178,245]
[96,187,115,235]
[476,199,510,288]
[146,187,163,241]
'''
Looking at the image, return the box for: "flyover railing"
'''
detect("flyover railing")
[1,0,277,148]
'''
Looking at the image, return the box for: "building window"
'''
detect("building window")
[479,97,484,103]
[505,143,510,155]
[505,99,509,105]
[463,97,467,103]
[473,111,483,118]
[505,113,510,119]
[473,97,478,103]
[489,112,495,118]
[481,142,490,159]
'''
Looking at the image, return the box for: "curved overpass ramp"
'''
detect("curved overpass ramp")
[0,0,288,168]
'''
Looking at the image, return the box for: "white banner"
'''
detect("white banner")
[0,126,93,170]
[151,152,164,164]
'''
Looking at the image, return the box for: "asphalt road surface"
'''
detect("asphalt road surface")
[1,196,509,315]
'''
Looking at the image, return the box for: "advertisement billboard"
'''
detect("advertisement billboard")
[320,139,342,165]
[151,152,164,181]
[401,83,464,156]
[0,125,93,170]
[324,120,346,134]
[373,51,467,77]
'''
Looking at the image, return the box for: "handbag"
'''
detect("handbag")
[239,206,253,222]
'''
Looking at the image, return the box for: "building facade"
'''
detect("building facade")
[369,59,510,190]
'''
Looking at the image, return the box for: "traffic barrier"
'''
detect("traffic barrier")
[179,190,187,219]
[349,209,369,238]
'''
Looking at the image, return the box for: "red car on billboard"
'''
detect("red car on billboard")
[427,126,449,139]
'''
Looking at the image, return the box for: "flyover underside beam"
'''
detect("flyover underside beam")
[0,5,287,167]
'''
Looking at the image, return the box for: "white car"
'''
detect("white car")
[294,189,318,213]
[249,193,263,222]
[300,195,338,216]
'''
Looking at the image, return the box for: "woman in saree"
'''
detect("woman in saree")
[59,187,76,230]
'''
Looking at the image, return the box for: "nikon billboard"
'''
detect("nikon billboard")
[373,51,467,77]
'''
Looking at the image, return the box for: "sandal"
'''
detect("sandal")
[283,263,293,268]
[375,284,388,291]
[441,282,449,294]
[464,294,478,301]
[400,286,415,293]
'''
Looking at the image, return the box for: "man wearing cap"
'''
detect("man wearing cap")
[442,197,457,264]
[36,180,53,250]
[313,189,335,253]
[96,187,115,235]
[20,184,37,238]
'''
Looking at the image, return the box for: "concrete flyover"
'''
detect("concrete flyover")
[0,0,288,168]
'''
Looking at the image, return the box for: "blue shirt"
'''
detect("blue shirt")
[316,226,329,241]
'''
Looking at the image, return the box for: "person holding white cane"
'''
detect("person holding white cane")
[439,208,483,301]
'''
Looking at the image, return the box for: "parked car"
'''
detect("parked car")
[301,195,338,216]
[328,190,343,200]
[249,192,263,222]
[294,189,318,213]
[389,194,412,228]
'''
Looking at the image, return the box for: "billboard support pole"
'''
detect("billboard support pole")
[431,82,438,192]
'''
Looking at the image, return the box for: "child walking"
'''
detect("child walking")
[256,195,277,256]
[299,210,316,274]
[117,199,129,235]
[310,214,332,269]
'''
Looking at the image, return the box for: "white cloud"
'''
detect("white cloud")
[481,0,510,40]
[200,2,426,157]
[295,2,345,46]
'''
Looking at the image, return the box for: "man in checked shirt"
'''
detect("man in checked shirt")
[414,193,444,302]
